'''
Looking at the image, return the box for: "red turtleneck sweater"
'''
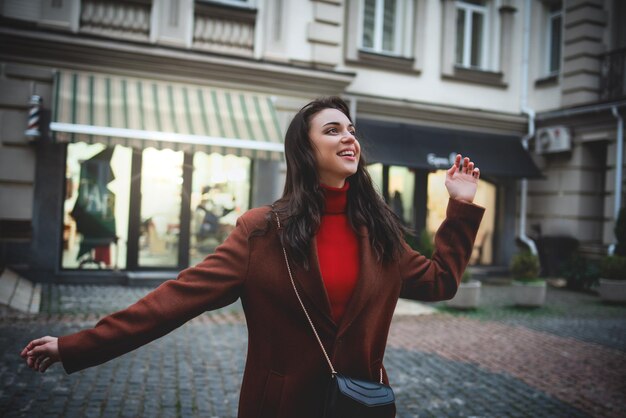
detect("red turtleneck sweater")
[316,182,360,323]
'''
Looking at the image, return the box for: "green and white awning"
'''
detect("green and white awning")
[51,71,284,160]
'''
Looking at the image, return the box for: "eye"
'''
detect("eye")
[326,128,338,134]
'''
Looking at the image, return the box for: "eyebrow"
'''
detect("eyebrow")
[322,121,355,128]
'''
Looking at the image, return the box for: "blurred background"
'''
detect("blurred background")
[0,0,624,286]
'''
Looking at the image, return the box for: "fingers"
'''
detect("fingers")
[450,154,480,178]
[39,357,55,373]
[447,154,461,176]
[21,336,52,357]
[22,336,59,373]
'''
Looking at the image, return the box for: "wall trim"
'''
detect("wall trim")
[0,26,355,97]
[353,95,527,135]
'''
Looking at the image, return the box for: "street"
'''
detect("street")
[1,283,625,418]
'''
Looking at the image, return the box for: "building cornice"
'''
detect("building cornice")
[353,95,528,135]
[0,26,355,97]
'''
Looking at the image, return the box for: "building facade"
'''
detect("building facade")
[0,0,623,283]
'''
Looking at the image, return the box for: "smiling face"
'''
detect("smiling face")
[308,108,361,188]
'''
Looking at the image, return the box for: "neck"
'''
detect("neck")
[321,182,349,214]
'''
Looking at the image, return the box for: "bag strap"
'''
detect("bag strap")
[273,210,383,384]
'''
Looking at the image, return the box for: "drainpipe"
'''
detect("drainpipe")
[519,0,538,256]
[609,106,624,255]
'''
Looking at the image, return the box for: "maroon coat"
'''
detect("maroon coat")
[58,198,484,418]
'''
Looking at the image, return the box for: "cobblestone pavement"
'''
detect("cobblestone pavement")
[1,283,625,418]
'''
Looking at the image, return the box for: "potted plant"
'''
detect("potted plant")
[446,269,481,309]
[510,251,546,307]
[599,256,626,303]
[599,207,626,303]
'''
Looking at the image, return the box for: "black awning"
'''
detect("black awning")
[356,118,543,179]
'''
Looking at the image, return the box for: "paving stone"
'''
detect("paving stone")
[2,283,625,417]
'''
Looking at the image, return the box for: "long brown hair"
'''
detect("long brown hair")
[269,97,408,269]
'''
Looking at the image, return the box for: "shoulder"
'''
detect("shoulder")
[238,206,274,234]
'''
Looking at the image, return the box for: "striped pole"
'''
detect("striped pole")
[25,95,42,140]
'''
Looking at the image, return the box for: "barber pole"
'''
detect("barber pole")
[25,95,42,140]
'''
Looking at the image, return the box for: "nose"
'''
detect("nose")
[341,130,356,143]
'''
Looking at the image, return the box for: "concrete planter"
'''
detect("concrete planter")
[512,280,546,307]
[598,278,626,303]
[447,280,481,309]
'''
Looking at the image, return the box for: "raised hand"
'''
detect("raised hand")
[445,154,480,203]
[20,336,60,373]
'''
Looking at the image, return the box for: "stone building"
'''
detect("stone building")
[0,0,623,283]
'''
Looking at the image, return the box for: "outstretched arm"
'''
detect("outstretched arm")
[20,215,252,374]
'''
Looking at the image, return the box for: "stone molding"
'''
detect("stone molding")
[354,95,527,135]
[0,27,355,97]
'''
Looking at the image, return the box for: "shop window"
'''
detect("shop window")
[388,166,415,226]
[138,148,184,267]
[427,170,496,265]
[367,163,384,194]
[367,163,416,228]
[189,152,251,266]
[62,143,131,270]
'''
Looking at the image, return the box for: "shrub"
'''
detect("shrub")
[461,269,472,283]
[510,251,541,281]
[600,255,626,280]
[559,254,600,290]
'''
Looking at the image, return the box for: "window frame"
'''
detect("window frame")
[546,3,563,76]
[455,0,490,70]
[358,0,406,57]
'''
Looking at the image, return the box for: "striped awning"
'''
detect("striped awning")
[50,71,284,160]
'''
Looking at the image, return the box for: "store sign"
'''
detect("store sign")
[427,152,457,168]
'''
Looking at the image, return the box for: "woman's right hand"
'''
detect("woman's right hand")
[20,336,60,373]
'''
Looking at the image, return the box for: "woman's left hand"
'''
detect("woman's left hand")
[445,154,480,203]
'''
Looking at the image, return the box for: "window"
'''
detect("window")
[547,2,562,75]
[198,0,255,8]
[190,152,251,266]
[360,0,405,56]
[62,144,132,270]
[455,0,489,70]
[346,0,422,72]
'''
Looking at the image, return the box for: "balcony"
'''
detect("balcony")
[600,48,626,101]
[80,0,152,41]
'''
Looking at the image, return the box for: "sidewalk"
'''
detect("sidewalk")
[1,280,625,417]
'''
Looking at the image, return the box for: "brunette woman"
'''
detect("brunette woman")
[21,97,484,418]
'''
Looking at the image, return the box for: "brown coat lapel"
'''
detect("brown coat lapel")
[291,237,336,328]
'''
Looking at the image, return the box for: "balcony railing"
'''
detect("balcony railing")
[193,2,256,57]
[600,48,626,102]
[80,0,151,41]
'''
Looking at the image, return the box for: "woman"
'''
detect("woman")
[21,97,484,418]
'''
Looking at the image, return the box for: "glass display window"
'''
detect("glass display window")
[190,152,251,266]
[62,143,131,269]
[138,148,184,267]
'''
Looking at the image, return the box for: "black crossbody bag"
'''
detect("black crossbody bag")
[274,212,395,418]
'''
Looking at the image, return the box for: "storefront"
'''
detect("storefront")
[358,118,543,267]
[52,71,283,274]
